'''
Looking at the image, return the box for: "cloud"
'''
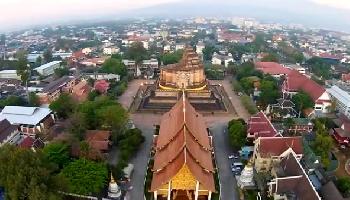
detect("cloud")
[310,0,350,10]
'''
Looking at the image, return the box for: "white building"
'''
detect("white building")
[0,70,21,80]
[103,46,120,55]
[211,52,234,67]
[34,61,62,76]
[196,41,205,55]
[0,106,54,135]
[327,85,350,118]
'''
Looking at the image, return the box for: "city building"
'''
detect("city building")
[247,112,280,139]
[0,119,20,146]
[211,52,234,67]
[327,85,350,118]
[255,62,291,78]
[37,76,76,104]
[252,137,303,172]
[282,70,331,114]
[150,96,216,200]
[0,106,54,136]
[103,46,120,55]
[34,61,62,76]
[0,70,21,80]
[268,149,321,200]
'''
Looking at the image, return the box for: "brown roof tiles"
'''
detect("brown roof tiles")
[151,96,215,192]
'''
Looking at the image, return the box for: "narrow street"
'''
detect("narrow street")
[210,121,240,200]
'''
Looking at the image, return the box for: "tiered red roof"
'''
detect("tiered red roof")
[284,70,326,101]
[257,137,303,158]
[255,62,291,75]
[150,96,215,192]
[247,112,279,138]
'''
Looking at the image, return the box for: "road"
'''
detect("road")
[209,121,239,200]
[128,113,161,200]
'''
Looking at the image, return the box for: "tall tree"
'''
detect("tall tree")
[42,142,71,169]
[16,50,30,101]
[0,145,65,200]
[43,49,53,64]
[28,92,40,106]
[49,93,76,119]
[60,159,108,195]
[292,91,315,114]
[100,58,127,78]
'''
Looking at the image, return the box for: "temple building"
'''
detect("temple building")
[138,47,227,112]
[150,94,216,200]
[158,48,206,90]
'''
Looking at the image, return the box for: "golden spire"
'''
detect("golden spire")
[110,173,116,184]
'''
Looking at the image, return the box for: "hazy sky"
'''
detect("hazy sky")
[0,0,350,32]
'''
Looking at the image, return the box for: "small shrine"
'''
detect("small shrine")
[108,174,121,199]
[237,161,255,189]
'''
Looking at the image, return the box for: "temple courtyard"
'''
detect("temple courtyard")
[117,77,248,200]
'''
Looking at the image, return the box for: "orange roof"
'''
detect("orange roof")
[150,95,215,192]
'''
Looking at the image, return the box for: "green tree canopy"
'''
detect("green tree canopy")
[0,95,25,108]
[28,92,40,107]
[15,50,30,86]
[202,44,217,61]
[43,49,53,64]
[60,159,108,195]
[49,93,76,119]
[292,91,315,112]
[259,79,280,106]
[0,145,65,200]
[54,67,69,78]
[100,58,127,78]
[337,177,350,195]
[261,53,279,62]
[161,50,183,65]
[42,142,71,169]
[227,119,247,149]
[124,42,149,63]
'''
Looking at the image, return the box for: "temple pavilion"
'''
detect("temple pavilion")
[150,93,216,200]
[138,47,227,112]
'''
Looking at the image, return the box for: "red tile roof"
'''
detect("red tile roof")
[18,137,35,149]
[342,73,350,82]
[255,62,291,75]
[257,137,303,158]
[85,130,110,151]
[247,112,279,138]
[150,96,215,192]
[284,70,326,101]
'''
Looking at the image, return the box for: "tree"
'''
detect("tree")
[54,67,69,78]
[61,159,108,195]
[125,42,149,64]
[16,50,30,100]
[28,92,40,106]
[49,93,76,119]
[0,95,25,108]
[227,119,247,149]
[337,177,350,195]
[0,145,65,200]
[202,44,217,61]
[161,50,183,65]
[43,49,53,64]
[312,121,333,168]
[42,142,70,169]
[259,79,279,106]
[35,56,42,67]
[96,104,128,130]
[292,91,315,113]
[67,112,87,140]
[261,53,279,62]
[100,58,127,78]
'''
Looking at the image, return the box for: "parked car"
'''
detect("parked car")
[228,154,239,159]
